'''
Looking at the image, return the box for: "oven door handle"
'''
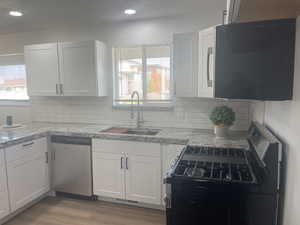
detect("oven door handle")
[193,186,209,190]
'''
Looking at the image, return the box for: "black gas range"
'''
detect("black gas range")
[165,122,283,225]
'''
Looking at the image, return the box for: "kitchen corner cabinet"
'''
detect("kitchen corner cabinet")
[25,40,107,97]
[0,149,10,220]
[5,138,50,212]
[92,139,161,205]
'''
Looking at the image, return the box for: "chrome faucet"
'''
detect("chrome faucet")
[131,91,143,128]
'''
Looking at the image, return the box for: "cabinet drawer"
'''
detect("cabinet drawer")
[5,138,47,163]
[92,139,160,157]
[0,149,4,166]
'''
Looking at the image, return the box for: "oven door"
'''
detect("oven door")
[168,182,246,225]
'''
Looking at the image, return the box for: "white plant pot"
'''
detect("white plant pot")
[214,126,229,138]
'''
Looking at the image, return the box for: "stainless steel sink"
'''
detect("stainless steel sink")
[102,127,160,136]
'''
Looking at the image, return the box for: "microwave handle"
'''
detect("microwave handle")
[207,47,213,88]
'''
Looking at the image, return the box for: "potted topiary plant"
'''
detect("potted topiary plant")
[209,105,235,138]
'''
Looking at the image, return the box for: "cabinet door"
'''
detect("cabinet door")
[125,155,161,205]
[198,27,216,98]
[58,41,99,96]
[24,43,60,96]
[6,140,49,212]
[7,154,49,212]
[173,32,199,97]
[92,152,125,199]
[161,144,184,205]
[0,164,10,220]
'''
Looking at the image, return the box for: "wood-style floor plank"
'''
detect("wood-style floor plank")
[5,197,166,225]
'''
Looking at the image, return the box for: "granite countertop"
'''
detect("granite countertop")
[0,122,249,149]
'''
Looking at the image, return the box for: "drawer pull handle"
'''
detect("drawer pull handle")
[22,142,34,147]
[45,152,49,164]
[121,157,124,169]
[125,157,129,170]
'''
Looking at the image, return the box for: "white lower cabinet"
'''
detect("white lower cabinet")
[0,149,10,220]
[125,155,161,205]
[93,152,125,199]
[6,138,50,212]
[92,139,162,205]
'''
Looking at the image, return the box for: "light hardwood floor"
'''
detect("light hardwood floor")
[4,197,166,225]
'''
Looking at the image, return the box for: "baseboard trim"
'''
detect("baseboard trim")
[96,195,164,210]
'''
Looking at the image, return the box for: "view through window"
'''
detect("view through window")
[114,46,171,106]
[0,55,28,100]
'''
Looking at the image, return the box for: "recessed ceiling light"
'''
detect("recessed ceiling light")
[9,11,23,17]
[124,9,136,15]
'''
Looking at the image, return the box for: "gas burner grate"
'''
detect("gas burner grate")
[185,146,246,159]
[174,159,254,183]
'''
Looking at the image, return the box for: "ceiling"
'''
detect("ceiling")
[238,0,300,22]
[0,0,226,34]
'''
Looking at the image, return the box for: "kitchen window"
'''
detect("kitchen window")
[113,45,172,107]
[0,54,29,102]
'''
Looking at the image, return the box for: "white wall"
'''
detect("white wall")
[0,14,222,54]
[250,16,300,225]
[0,13,251,130]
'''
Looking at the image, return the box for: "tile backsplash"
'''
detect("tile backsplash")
[30,97,250,130]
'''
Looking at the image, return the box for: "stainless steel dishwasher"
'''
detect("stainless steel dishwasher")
[51,136,93,197]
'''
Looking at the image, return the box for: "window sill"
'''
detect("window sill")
[113,104,174,112]
[0,100,30,106]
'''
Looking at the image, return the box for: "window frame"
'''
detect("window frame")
[113,44,174,109]
[0,53,29,105]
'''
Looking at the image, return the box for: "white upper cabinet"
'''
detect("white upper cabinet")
[58,41,107,96]
[25,43,60,96]
[173,32,199,97]
[173,27,216,98]
[198,27,216,98]
[25,40,107,97]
